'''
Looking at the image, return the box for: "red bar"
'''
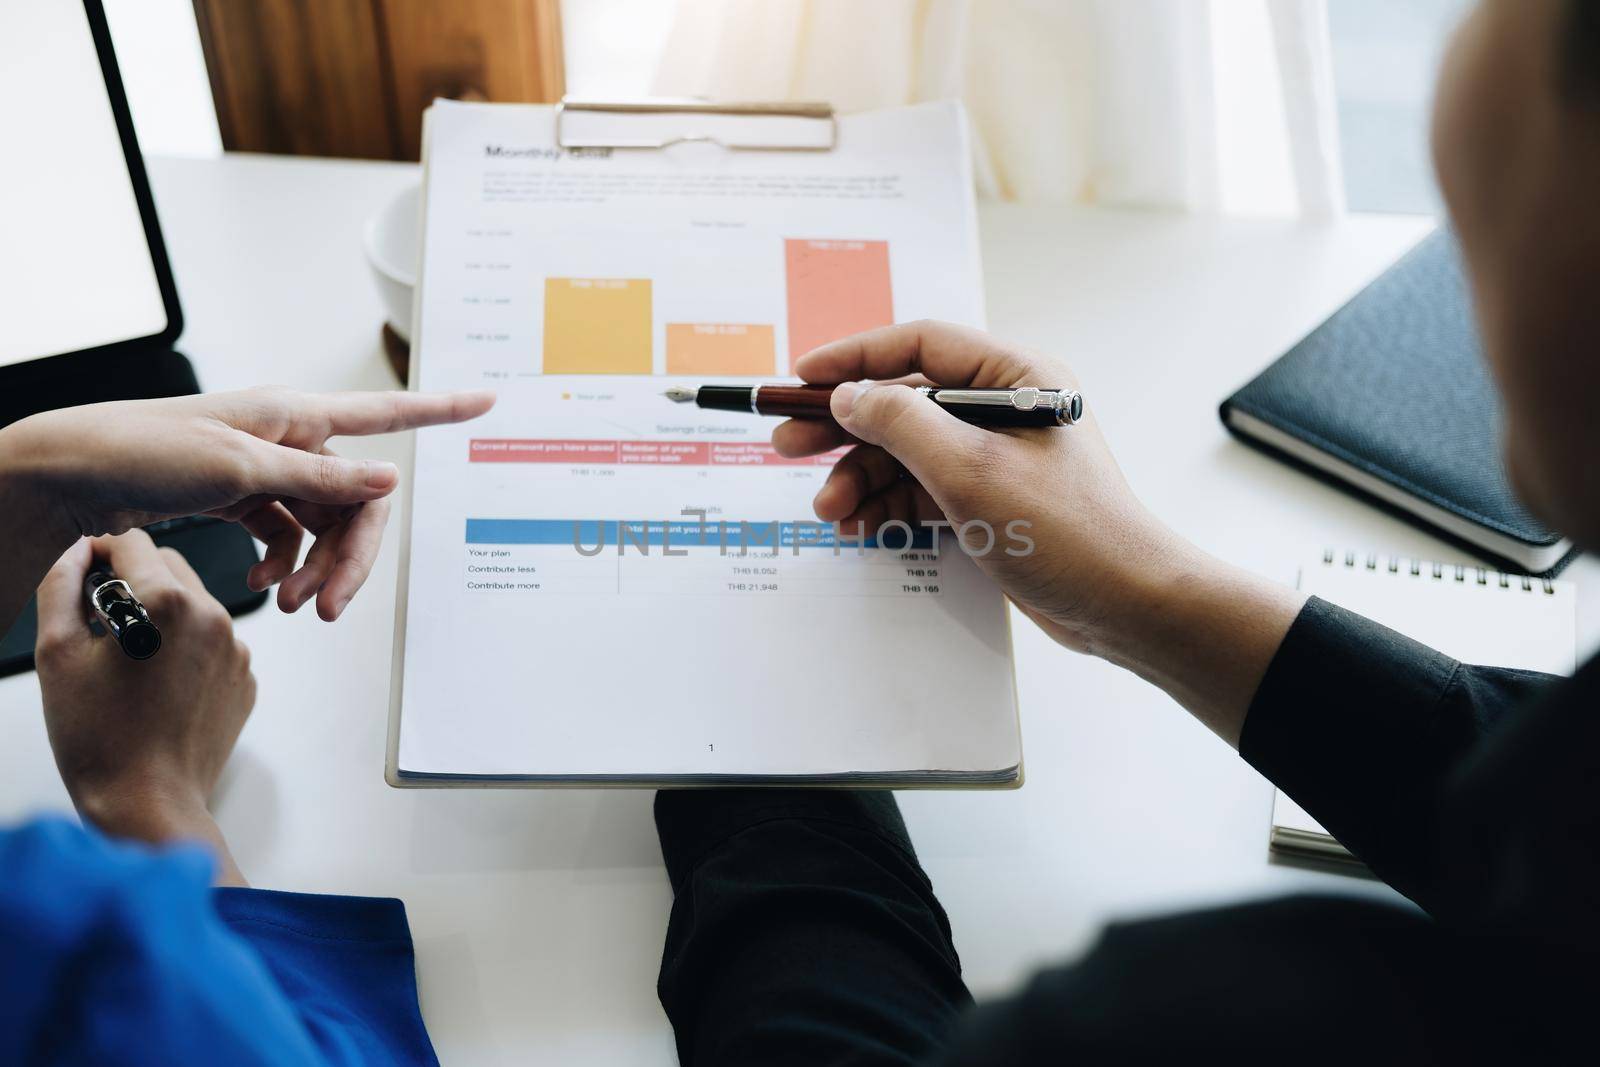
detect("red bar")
[815,447,847,466]
[708,443,815,466]
[469,439,848,466]
[784,239,894,369]
[470,439,620,463]
[618,442,712,465]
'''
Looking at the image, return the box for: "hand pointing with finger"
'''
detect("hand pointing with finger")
[0,386,494,622]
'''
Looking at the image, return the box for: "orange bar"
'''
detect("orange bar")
[783,239,894,369]
[665,323,776,376]
[542,278,652,374]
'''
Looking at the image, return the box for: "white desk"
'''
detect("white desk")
[2,155,1594,1065]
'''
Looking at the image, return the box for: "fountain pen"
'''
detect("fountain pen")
[663,383,1084,428]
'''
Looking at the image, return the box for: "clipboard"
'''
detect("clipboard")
[387,98,1019,789]
[555,97,837,151]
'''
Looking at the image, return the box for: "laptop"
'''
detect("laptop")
[0,0,265,675]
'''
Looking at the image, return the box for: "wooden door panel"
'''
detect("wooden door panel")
[193,0,564,161]
[380,0,565,160]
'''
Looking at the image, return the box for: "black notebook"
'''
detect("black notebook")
[1220,230,1572,575]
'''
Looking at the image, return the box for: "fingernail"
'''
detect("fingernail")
[366,461,399,489]
[832,382,865,418]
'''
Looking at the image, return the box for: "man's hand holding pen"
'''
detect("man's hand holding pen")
[767,320,1303,741]
[757,320,1168,654]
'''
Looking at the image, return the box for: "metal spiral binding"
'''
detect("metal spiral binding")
[1321,548,1555,594]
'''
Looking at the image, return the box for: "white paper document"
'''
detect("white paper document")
[388,100,1021,785]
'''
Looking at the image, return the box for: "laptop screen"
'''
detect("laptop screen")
[0,0,170,369]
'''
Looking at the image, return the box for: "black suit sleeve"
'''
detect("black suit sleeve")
[1239,595,1559,918]
[933,599,1585,1065]
[654,789,973,1067]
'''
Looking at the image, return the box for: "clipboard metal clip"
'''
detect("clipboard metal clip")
[555,98,837,152]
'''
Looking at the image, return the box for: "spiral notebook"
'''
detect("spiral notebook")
[1271,549,1578,864]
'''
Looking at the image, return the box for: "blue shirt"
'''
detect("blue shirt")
[0,817,437,1065]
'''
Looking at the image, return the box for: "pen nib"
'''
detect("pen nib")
[663,386,696,403]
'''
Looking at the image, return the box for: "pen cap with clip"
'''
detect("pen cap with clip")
[84,570,162,660]
[918,387,1084,427]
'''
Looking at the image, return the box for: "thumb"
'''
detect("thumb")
[249,442,401,507]
[830,381,987,481]
[36,538,94,650]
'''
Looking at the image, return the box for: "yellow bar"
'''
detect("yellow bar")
[542,278,652,374]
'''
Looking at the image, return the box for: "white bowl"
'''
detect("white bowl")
[364,183,419,343]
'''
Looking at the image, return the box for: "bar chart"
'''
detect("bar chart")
[783,239,894,368]
[542,278,652,374]
[664,323,776,376]
[534,238,894,374]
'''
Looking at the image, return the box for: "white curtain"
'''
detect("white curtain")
[652,0,1345,217]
